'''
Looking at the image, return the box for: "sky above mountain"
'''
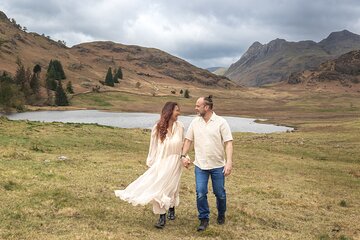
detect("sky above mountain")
[1,0,360,68]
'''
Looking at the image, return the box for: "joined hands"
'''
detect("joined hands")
[181,156,192,169]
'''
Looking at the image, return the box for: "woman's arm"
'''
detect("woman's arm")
[146,125,158,167]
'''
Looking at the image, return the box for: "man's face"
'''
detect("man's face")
[195,98,207,117]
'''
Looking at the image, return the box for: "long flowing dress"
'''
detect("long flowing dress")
[114,121,184,214]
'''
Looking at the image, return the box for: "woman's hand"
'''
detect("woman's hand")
[181,156,191,169]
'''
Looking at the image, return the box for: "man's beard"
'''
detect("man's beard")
[198,111,205,117]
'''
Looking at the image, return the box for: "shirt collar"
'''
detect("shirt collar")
[200,111,216,123]
[209,112,217,121]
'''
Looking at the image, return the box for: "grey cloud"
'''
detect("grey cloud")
[1,0,360,68]
[173,41,244,61]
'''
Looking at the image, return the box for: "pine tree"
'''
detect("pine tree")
[30,74,40,95]
[66,81,74,94]
[55,81,69,106]
[14,59,32,102]
[184,89,190,98]
[33,64,41,75]
[112,67,123,83]
[113,68,119,83]
[47,60,53,75]
[30,64,41,95]
[47,60,66,80]
[46,64,58,91]
[14,58,26,86]
[52,60,66,80]
[105,67,114,87]
[116,67,123,79]
[23,67,32,101]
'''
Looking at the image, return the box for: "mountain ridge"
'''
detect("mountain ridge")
[225,30,360,86]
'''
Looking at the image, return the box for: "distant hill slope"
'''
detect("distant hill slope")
[225,30,360,87]
[206,67,222,72]
[287,50,360,88]
[0,11,235,96]
[207,67,228,76]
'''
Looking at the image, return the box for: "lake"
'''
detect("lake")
[3,110,293,133]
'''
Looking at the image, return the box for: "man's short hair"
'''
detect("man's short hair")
[203,95,213,109]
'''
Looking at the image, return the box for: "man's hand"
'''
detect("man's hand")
[181,139,192,169]
[223,140,233,176]
[223,162,232,176]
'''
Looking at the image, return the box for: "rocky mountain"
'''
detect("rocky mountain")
[225,30,360,87]
[0,11,235,96]
[288,50,360,88]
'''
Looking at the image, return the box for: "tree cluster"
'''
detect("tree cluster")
[0,58,72,112]
[45,59,70,106]
[0,59,41,112]
[103,66,123,87]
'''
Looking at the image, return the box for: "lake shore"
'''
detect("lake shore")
[3,109,294,133]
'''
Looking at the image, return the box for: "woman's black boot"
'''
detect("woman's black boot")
[168,207,175,220]
[155,214,166,228]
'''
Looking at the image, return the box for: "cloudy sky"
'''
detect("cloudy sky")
[1,0,360,68]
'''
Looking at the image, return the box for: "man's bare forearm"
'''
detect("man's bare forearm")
[225,141,233,164]
[181,139,192,155]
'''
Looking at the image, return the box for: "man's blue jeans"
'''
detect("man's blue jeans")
[195,165,226,220]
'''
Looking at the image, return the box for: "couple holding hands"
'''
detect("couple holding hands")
[115,95,233,231]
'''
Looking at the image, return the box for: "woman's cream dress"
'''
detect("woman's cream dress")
[114,121,184,214]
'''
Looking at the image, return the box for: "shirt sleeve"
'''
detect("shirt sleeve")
[146,124,158,167]
[185,119,194,141]
[220,119,233,143]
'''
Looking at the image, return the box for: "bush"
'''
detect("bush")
[339,200,348,207]
[66,81,74,94]
[0,80,25,112]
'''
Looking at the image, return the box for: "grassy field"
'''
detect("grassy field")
[1,89,360,239]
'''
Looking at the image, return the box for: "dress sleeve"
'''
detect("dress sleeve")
[146,125,158,167]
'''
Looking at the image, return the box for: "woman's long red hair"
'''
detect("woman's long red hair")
[157,102,178,142]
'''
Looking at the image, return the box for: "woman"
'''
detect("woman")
[114,102,188,228]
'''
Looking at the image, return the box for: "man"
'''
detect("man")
[181,95,233,231]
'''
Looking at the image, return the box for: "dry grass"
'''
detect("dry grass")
[1,89,360,240]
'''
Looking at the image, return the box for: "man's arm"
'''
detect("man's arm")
[181,138,193,168]
[223,140,233,176]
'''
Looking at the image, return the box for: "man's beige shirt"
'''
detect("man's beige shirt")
[185,112,233,170]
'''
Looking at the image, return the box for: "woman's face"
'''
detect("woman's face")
[171,105,181,121]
